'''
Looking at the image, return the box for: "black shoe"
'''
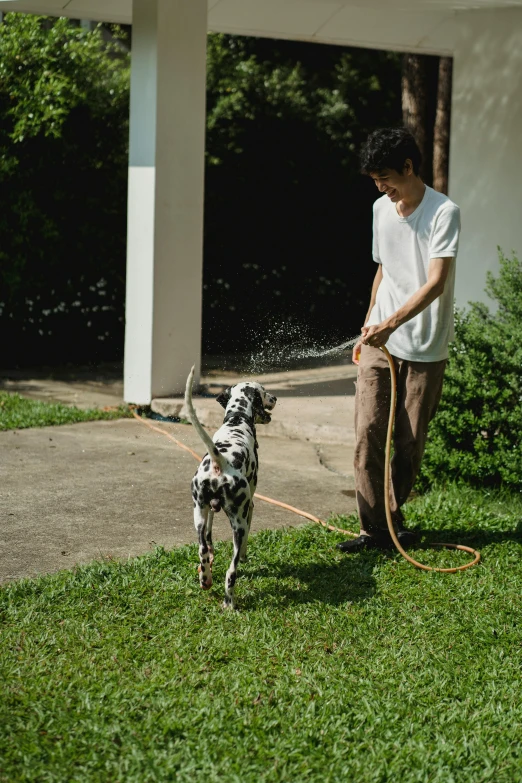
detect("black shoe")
[396,529,420,550]
[336,535,381,553]
[337,529,420,553]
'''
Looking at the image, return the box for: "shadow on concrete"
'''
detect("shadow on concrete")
[0,362,123,384]
[266,378,357,397]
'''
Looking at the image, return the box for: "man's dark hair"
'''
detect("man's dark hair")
[360,127,422,176]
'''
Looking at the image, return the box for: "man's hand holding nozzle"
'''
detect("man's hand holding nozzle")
[361,323,395,349]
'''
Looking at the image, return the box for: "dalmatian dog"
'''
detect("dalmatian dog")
[184,366,277,609]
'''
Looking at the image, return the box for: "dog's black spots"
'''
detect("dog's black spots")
[227,573,237,590]
[222,483,232,498]
[237,478,247,490]
[200,484,213,505]
[202,457,210,469]
[216,387,232,408]
[211,479,218,490]
[242,505,249,519]
[234,492,246,508]
[232,452,244,469]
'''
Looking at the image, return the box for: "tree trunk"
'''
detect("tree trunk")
[432,56,453,195]
[401,53,431,184]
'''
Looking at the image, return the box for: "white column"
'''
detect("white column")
[449,9,522,309]
[124,0,207,404]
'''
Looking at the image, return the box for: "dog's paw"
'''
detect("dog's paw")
[198,564,213,590]
[222,599,237,611]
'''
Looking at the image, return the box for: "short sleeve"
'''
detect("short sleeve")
[372,200,381,263]
[429,204,460,258]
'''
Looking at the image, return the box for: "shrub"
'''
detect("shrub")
[0,14,130,366]
[419,249,522,490]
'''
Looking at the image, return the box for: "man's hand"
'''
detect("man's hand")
[361,321,395,349]
[352,319,394,364]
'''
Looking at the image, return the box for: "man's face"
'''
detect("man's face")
[370,163,411,203]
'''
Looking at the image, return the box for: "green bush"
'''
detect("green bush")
[0,14,130,366]
[420,249,522,490]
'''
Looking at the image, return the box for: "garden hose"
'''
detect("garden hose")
[132,352,481,573]
[380,345,480,572]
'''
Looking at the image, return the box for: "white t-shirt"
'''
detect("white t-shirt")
[367,185,460,362]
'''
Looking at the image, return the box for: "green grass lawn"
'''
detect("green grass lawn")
[0,391,132,431]
[1,486,522,782]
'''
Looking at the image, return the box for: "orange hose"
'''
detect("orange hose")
[380,346,480,572]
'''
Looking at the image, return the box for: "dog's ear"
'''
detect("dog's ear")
[253,389,272,424]
[215,386,232,409]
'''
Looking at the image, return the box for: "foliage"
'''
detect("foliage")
[0,18,402,364]
[420,249,522,490]
[203,35,402,352]
[0,14,130,366]
[1,485,522,781]
[0,391,131,430]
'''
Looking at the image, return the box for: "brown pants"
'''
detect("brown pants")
[354,344,446,538]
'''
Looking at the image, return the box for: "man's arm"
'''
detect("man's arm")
[364,263,383,325]
[361,256,454,350]
[352,264,383,365]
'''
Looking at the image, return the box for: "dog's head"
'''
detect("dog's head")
[216,382,277,424]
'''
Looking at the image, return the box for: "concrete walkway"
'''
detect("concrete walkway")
[0,360,358,584]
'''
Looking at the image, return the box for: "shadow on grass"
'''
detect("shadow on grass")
[235,522,522,609]
[239,552,380,610]
[415,523,522,550]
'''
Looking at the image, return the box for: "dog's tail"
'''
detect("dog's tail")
[185,365,226,475]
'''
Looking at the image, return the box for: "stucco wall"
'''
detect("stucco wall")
[450,9,522,308]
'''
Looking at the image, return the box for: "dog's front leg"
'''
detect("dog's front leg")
[195,507,213,590]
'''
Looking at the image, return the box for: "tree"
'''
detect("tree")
[432,57,452,195]
[402,53,430,182]
[401,52,453,192]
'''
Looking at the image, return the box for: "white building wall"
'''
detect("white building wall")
[450,9,522,308]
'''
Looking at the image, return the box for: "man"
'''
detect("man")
[338,127,460,553]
